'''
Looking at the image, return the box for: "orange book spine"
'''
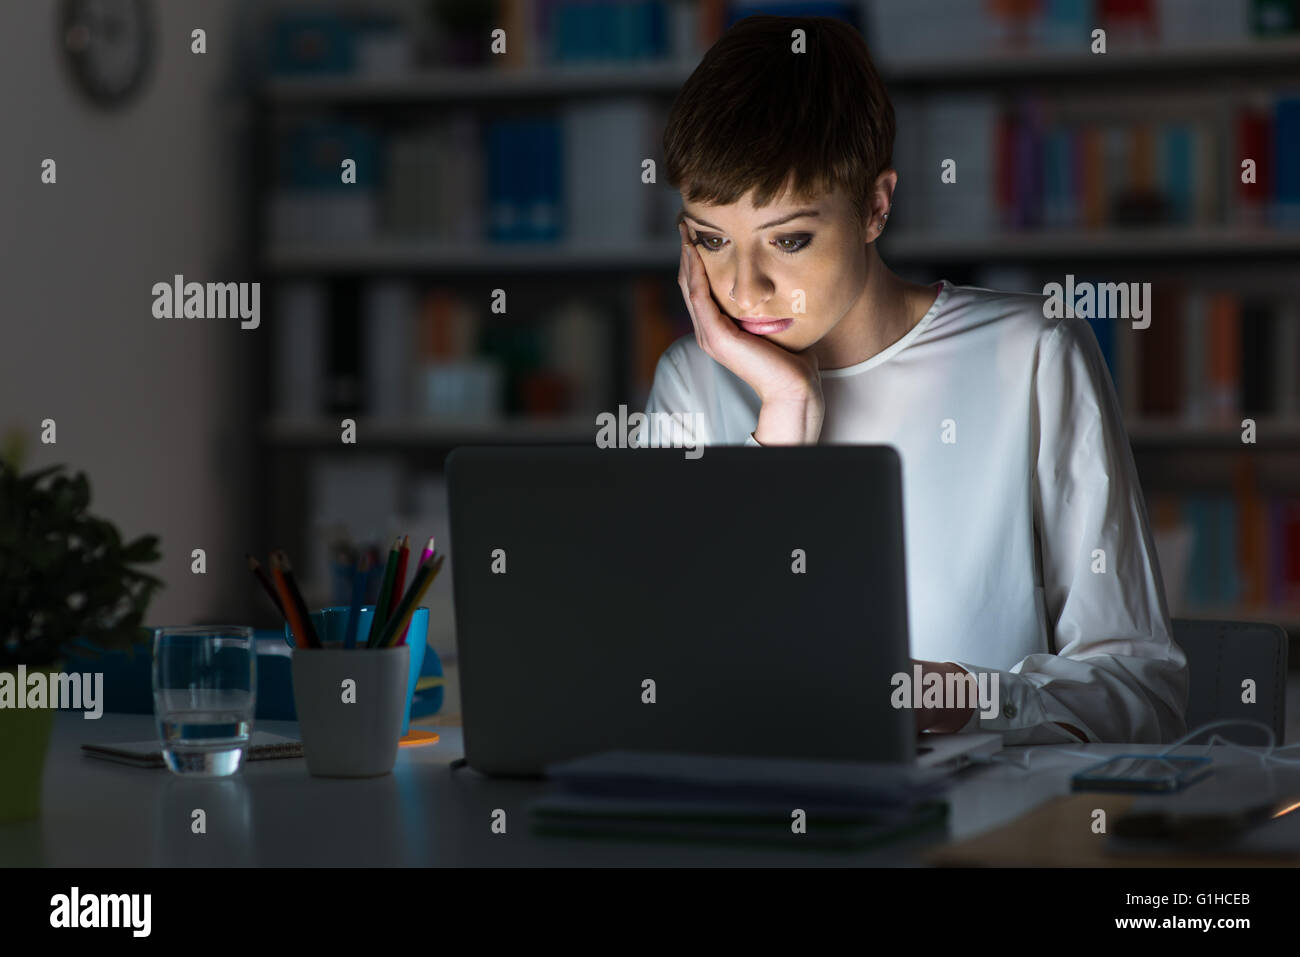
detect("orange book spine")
[1130,124,1155,195]
[698,0,727,47]
[1207,294,1241,426]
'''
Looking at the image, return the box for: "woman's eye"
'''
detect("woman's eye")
[692,234,812,255]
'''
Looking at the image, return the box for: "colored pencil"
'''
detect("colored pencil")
[400,540,434,646]
[366,536,402,648]
[279,550,320,649]
[270,553,310,648]
[268,553,300,647]
[374,557,434,649]
[275,550,321,648]
[396,554,445,648]
[389,536,410,622]
[343,553,371,650]
[246,553,286,615]
[375,554,444,648]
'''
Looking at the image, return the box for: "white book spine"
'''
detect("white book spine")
[363,281,417,419]
[274,281,326,419]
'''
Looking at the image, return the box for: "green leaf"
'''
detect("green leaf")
[71,473,90,511]
[0,460,160,665]
[122,535,161,563]
[21,464,63,489]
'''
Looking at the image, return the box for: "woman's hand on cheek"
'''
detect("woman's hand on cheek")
[677,222,823,406]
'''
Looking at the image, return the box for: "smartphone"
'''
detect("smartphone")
[1071,754,1213,793]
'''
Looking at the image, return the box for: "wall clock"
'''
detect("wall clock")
[60,0,154,108]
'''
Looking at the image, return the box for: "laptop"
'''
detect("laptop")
[446,445,1000,778]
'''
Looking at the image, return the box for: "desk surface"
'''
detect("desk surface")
[0,712,1283,867]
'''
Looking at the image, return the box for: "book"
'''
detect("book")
[362,280,417,418]
[531,750,953,850]
[1240,299,1276,417]
[1138,284,1183,416]
[1207,293,1242,426]
[1275,96,1300,227]
[1235,100,1273,227]
[1274,500,1300,606]
[273,281,326,419]
[532,792,949,850]
[82,732,302,769]
[562,98,658,247]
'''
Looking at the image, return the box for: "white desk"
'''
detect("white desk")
[0,711,1281,866]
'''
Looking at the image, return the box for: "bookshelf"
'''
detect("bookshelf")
[875,36,1300,85]
[267,229,1300,273]
[253,0,1300,646]
[263,61,694,103]
[267,238,685,272]
[265,415,593,447]
[260,36,1300,103]
[264,417,1300,451]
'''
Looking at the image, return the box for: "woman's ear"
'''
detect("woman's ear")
[865,168,899,242]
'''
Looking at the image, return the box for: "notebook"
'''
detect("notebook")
[81,732,302,768]
[530,750,953,850]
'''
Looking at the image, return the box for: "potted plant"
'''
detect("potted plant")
[0,430,163,822]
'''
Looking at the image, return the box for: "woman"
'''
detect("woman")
[645,15,1187,745]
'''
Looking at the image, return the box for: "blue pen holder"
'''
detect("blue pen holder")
[286,606,429,737]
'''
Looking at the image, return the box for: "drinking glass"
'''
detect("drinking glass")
[152,626,256,776]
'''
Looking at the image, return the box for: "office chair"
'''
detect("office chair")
[1173,618,1289,747]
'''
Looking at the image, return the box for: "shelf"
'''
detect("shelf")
[262,416,1300,450]
[1126,420,1300,446]
[265,228,1300,272]
[266,238,678,273]
[260,38,1300,102]
[1178,606,1300,633]
[263,61,691,103]
[884,228,1300,263]
[265,416,594,448]
[875,36,1300,84]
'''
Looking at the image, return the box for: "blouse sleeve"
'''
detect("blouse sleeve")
[951,317,1189,745]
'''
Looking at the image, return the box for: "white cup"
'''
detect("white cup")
[290,645,409,777]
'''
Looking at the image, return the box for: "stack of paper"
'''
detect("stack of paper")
[531,750,952,850]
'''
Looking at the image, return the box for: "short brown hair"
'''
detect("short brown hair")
[663,15,895,234]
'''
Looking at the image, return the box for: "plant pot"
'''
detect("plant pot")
[0,661,62,823]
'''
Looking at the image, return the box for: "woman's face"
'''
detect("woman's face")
[679,183,874,353]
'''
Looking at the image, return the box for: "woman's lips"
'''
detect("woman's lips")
[734,317,793,335]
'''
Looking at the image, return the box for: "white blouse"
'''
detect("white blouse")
[642,279,1188,745]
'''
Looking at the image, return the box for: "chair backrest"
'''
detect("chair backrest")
[1173,618,1289,746]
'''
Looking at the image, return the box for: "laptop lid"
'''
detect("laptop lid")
[447,445,916,778]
